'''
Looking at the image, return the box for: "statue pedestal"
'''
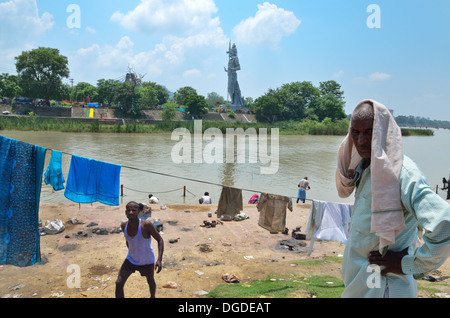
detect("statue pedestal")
[230,103,244,111]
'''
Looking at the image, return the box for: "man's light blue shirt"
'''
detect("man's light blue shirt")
[341,156,450,298]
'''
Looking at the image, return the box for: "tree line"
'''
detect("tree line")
[0,46,348,123]
[395,115,450,128]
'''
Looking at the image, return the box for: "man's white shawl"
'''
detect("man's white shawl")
[336,99,406,254]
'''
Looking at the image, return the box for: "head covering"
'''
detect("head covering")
[336,99,405,254]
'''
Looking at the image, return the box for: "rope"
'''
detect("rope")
[53,150,313,202]
[122,186,184,195]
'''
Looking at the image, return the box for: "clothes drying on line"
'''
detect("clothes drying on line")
[257,193,293,233]
[64,155,121,206]
[44,150,65,191]
[306,200,353,256]
[0,136,47,267]
[217,186,243,220]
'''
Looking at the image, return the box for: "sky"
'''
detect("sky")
[0,0,449,120]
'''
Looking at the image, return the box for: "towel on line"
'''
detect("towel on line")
[44,150,65,191]
[64,155,121,206]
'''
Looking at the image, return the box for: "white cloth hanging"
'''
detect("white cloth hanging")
[306,200,353,255]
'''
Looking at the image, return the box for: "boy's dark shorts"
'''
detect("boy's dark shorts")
[120,259,154,276]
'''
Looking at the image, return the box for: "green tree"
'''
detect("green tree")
[144,82,169,105]
[15,47,70,101]
[206,92,225,108]
[253,80,345,122]
[277,82,309,120]
[254,89,281,122]
[319,80,344,101]
[185,94,208,117]
[161,101,178,121]
[114,82,135,112]
[136,83,158,109]
[314,95,346,121]
[316,80,346,121]
[56,83,71,101]
[244,97,254,110]
[97,79,120,105]
[73,82,98,102]
[173,86,197,106]
[0,73,22,99]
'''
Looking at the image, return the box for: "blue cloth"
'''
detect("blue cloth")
[64,155,121,206]
[0,136,47,267]
[44,150,65,191]
[297,188,306,200]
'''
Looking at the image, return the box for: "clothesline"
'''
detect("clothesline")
[52,148,312,202]
[122,185,199,199]
[0,135,314,268]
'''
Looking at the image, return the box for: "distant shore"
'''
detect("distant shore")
[0,115,435,136]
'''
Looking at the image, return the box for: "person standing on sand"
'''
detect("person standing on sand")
[115,201,164,298]
[297,177,310,203]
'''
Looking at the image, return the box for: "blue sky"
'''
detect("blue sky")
[0,0,449,120]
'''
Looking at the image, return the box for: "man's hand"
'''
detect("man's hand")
[155,260,162,273]
[368,247,408,276]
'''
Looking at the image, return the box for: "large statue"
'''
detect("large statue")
[225,42,245,109]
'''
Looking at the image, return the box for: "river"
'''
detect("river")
[1,127,449,205]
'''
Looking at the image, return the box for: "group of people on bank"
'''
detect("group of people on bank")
[114,99,449,298]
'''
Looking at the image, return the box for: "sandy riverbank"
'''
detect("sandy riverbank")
[0,202,449,299]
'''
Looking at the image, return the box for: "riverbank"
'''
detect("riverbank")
[1,202,449,299]
[0,115,436,136]
[0,115,350,135]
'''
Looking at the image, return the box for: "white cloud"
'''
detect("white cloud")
[0,0,54,62]
[333,70,344,78]
[71,27,229,90]
[183,69,201,78]
[72,0,230,93]
[232,2,301,45]
[354,72,392,83]
[85,26,97,34]
[75,36,135,73]
[110,0,219,36]
[369,72,392,81]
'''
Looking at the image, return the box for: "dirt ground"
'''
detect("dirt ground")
[1,201,449,299]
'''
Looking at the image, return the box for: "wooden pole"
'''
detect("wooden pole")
[183,186,186,197]
[121,184,123,196]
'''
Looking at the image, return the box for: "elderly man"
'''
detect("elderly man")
[336,100,450,298]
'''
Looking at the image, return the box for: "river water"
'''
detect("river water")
[1,127,449,205]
